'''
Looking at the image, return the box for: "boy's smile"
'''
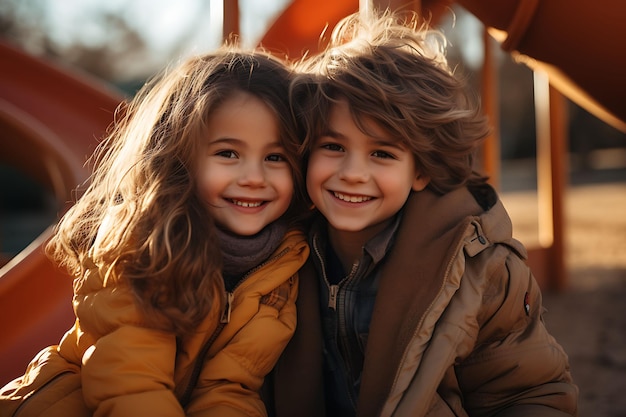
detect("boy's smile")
[332,191,373,203]
[306,99,429,240]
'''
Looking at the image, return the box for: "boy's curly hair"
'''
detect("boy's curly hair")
[293,9,491,194]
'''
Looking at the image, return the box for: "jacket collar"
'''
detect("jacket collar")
[357,184,504,416]
[309,212,402,274]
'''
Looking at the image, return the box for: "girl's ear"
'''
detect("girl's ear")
[412,172,430,192]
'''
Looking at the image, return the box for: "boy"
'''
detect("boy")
[265,10,578,417]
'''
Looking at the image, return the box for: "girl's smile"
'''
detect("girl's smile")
[197,91,293,236]
[228,199,265,208]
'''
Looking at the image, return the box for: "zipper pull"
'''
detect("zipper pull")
[220,291,234,323]
[328,285,339,310]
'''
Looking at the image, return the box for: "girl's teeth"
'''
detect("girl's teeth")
[334,192,372,203]
[232,200,262,207]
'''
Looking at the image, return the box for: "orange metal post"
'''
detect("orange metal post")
[368,0,421,14]
[223,0,240,40]
[481,28,501,189]
[531,70,568,291]
[548,84,568,291]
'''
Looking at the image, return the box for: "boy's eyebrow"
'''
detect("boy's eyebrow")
[319,129,342,139]
[322,129,406,150]
[371,138,407,150]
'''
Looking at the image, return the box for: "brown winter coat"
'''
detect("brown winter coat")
[267,185,578,416]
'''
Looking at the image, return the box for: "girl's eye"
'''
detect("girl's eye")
[266,153,286,162]
[321,143,344,152]
[215,150,237,159]
[372,150,395,159]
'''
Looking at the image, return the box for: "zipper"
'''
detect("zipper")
[336,261,360,410]
[179,245,291,408]
[328,285,339,309]
[312,237,335,310]
[311,234,360,409]
[220,291,234,323]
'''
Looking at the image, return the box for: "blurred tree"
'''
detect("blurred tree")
[0,0,213,85]
[0,0,143,82]
[0,0,47,51]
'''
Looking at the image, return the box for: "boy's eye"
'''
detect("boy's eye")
[215,150,238,158]
[372,150,395,159]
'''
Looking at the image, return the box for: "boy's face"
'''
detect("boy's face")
[306,99,429,237]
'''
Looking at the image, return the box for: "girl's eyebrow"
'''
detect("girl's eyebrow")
[208,136,284,150]
[207,137,241,146]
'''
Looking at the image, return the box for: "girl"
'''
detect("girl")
[0,47,309,417]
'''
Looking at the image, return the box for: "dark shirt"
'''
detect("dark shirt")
[308,214,401,417]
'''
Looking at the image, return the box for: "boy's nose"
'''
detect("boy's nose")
[339,155,370,183]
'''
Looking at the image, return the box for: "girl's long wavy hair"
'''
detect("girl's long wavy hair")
[292,10,491,195]
[46,47,304,336]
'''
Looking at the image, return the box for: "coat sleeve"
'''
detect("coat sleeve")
[81,325,184,417]
[72,269,184,417]
[457,250,579,417]
[185,276,298,417]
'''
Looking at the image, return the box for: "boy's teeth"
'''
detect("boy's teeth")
[232,200,262,207]
[334,192,372,203]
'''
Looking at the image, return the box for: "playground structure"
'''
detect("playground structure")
[1,0,625,386]
[0,40,123,383]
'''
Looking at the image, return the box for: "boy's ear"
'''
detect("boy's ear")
[412,173,430,192]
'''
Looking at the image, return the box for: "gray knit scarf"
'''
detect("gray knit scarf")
[216,220,287,291]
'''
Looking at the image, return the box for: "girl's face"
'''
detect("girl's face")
[306,98,429,241]
[197,91,293,236]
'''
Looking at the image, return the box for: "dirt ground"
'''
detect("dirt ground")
[500,165,626,417]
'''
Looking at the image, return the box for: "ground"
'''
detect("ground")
[501,163,626,417]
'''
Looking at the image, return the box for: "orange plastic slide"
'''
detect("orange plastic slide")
[0,40,123,385]
[263,0,626,132]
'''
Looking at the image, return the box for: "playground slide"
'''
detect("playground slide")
[0,40,123,385]
[263,0,626,133]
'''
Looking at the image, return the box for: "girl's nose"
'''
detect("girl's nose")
[238,161,266,187]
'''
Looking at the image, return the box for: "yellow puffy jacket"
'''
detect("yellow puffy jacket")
[0,229,308,417]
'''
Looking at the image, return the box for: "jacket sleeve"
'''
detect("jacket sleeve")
[71,268,184,417]
[81,325,184,417]
[185,276,298,417]
[457,249,579,417]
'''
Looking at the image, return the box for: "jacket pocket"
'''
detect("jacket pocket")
[0,346,89,417]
